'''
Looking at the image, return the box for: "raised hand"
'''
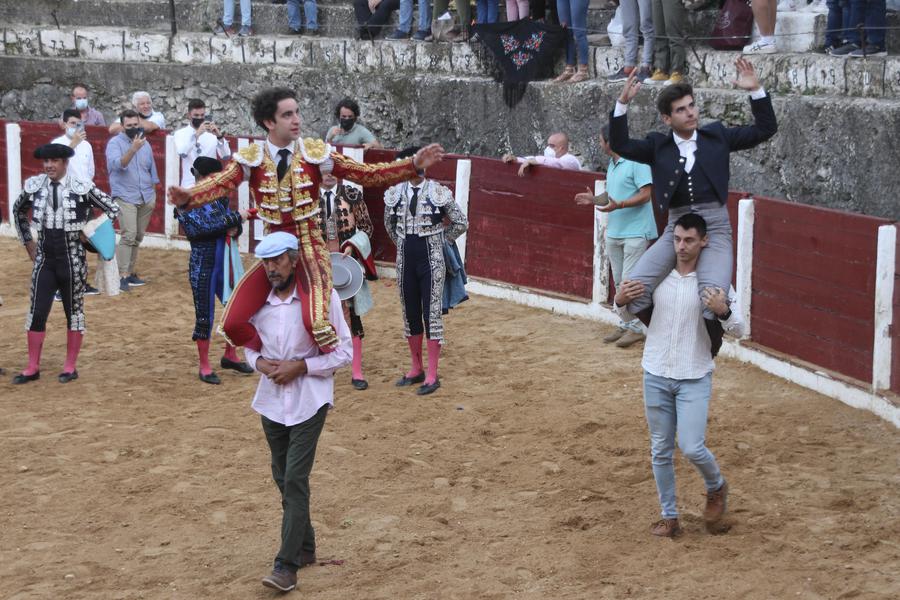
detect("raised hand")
[168,185,191,207]
[618,69,642,104]
[412,143,445,171]
[733,57,761,92]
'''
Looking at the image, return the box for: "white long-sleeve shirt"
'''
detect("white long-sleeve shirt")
[244,288,352,426]
[173,126,232,187]
[519,152,582,171]
[615,271,745,380]
[51,135,95,183]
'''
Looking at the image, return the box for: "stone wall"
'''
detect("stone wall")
[1,52,898,219]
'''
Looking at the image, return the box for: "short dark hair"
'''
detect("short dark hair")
[657,83,694,116]
[62,109,81,123]
[600,124,610,142]
[334,98,360,120]
[187,98,206,111]
[396,146,421,160]
[72,83,88,93]
[119,109,140,124]
[252,88,297,131]
[673,213,708,238]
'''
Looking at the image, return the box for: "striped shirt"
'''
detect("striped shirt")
[616,270,745,380]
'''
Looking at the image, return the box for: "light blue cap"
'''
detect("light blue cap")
[254,231,298,259]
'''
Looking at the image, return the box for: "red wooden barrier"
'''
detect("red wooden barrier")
[751,197,891,383]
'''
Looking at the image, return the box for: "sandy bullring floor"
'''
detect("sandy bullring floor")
[0,237,898,599]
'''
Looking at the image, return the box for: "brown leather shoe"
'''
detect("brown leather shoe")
[704,481,728,523]
[650,518,682,538]
[261,566,297,592]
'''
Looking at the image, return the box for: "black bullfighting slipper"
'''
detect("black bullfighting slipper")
[395,372,425,387]
[220,357,254,374]
[351,378,369,390]
[58,370,79,384]
[12,371,40,384]
[199,372,222,385]
[416,380,441,396]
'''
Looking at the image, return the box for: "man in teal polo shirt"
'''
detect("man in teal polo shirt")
[576,124,656,348]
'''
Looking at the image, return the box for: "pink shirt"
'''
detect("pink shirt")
[244,288,352,426]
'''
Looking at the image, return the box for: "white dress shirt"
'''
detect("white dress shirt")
[173,125,231,187]
[520,152,582,171]
[244,288,353,426]
[615,271,745,380]
[52,135,95,183]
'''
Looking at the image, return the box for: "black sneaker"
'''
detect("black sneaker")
[848,46,886,58]
[261,565,297,592]
[119,278,131,293]
[828,43,859,56]
[126,274,146,287]
[54,291,63,302]
[386,29,410,40]
[413,29,430,41]
[84,285,100,296]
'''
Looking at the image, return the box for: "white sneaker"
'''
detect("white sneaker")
[776,0,796,10]
[742,40,777,55]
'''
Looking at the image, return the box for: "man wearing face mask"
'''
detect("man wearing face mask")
[109,91,166,135]
[501,132,582,176]
[106,109,160,292]
[71,84,106,127]
[173,98,232,188]
[324,98,380,149]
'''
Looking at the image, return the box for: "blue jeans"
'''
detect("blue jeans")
[826,0,850,46]
[556,0,590,65]
[643,371,724,519]
[845,0,886,47]
[476,0,500,23]
[288,0,318,31]
[398,0,433,33]
[223,0,252,27]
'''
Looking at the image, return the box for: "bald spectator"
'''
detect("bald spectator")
[109,91,167,135]
[71,84,106,127]
[502,132,582,176]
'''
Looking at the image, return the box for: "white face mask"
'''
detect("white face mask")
[74,98,89,110]
[543,146,556,158]
[66,127,78,138]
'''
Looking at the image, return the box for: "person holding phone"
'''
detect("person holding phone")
[106,109,160,292]
[173,98,232,188]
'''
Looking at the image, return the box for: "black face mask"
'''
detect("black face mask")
[125,126,144,139]
[191,117,205,128]
[339,117,356,132]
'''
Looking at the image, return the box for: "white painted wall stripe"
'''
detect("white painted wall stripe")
[6,122,22,226]
[454,159,471,265]
[873,224,896,391]
[736,198,755,338]
[164,134,179,240]
[237,138,251,252]
[592,178,609,306]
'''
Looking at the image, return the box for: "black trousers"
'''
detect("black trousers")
[29,229,82,332]
[401,234,433,338]
[261,404,329,572]
[354,0,400,39]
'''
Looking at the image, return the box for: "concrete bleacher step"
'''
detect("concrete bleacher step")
[3,23,899,99]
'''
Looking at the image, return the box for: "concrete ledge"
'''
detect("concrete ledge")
[4,25,899,98]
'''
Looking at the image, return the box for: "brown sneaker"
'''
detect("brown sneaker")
[261,566,297,592]
[615,330,645,348]
[650,518,682,538]
[704,481,728,524]
[603,327,627,344]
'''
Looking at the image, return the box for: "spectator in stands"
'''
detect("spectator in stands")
[824,0,850,53]
[109,92,166,135]
[502,132,582,174]
[173,98,232,188]
[388,0,433,39]
[743,0,777,54]
[553,0,591,82]
[325,98,382,149]
[645,0,687,84]
[287,0,319,35]
[70,84,106,127]
[215,0,253,37]
[354,0,401,40]
[574,124,655,349]
[106,109,160,292]
[476,0,501,23]
[829,0,887,56]
[53,109,101,297]
[432,0,473,41]
[507,0,530,20]
[608,0,654,83]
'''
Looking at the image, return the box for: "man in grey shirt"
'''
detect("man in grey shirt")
[106,109,159,291]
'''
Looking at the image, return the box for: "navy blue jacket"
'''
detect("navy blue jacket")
[609,94,777,213]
